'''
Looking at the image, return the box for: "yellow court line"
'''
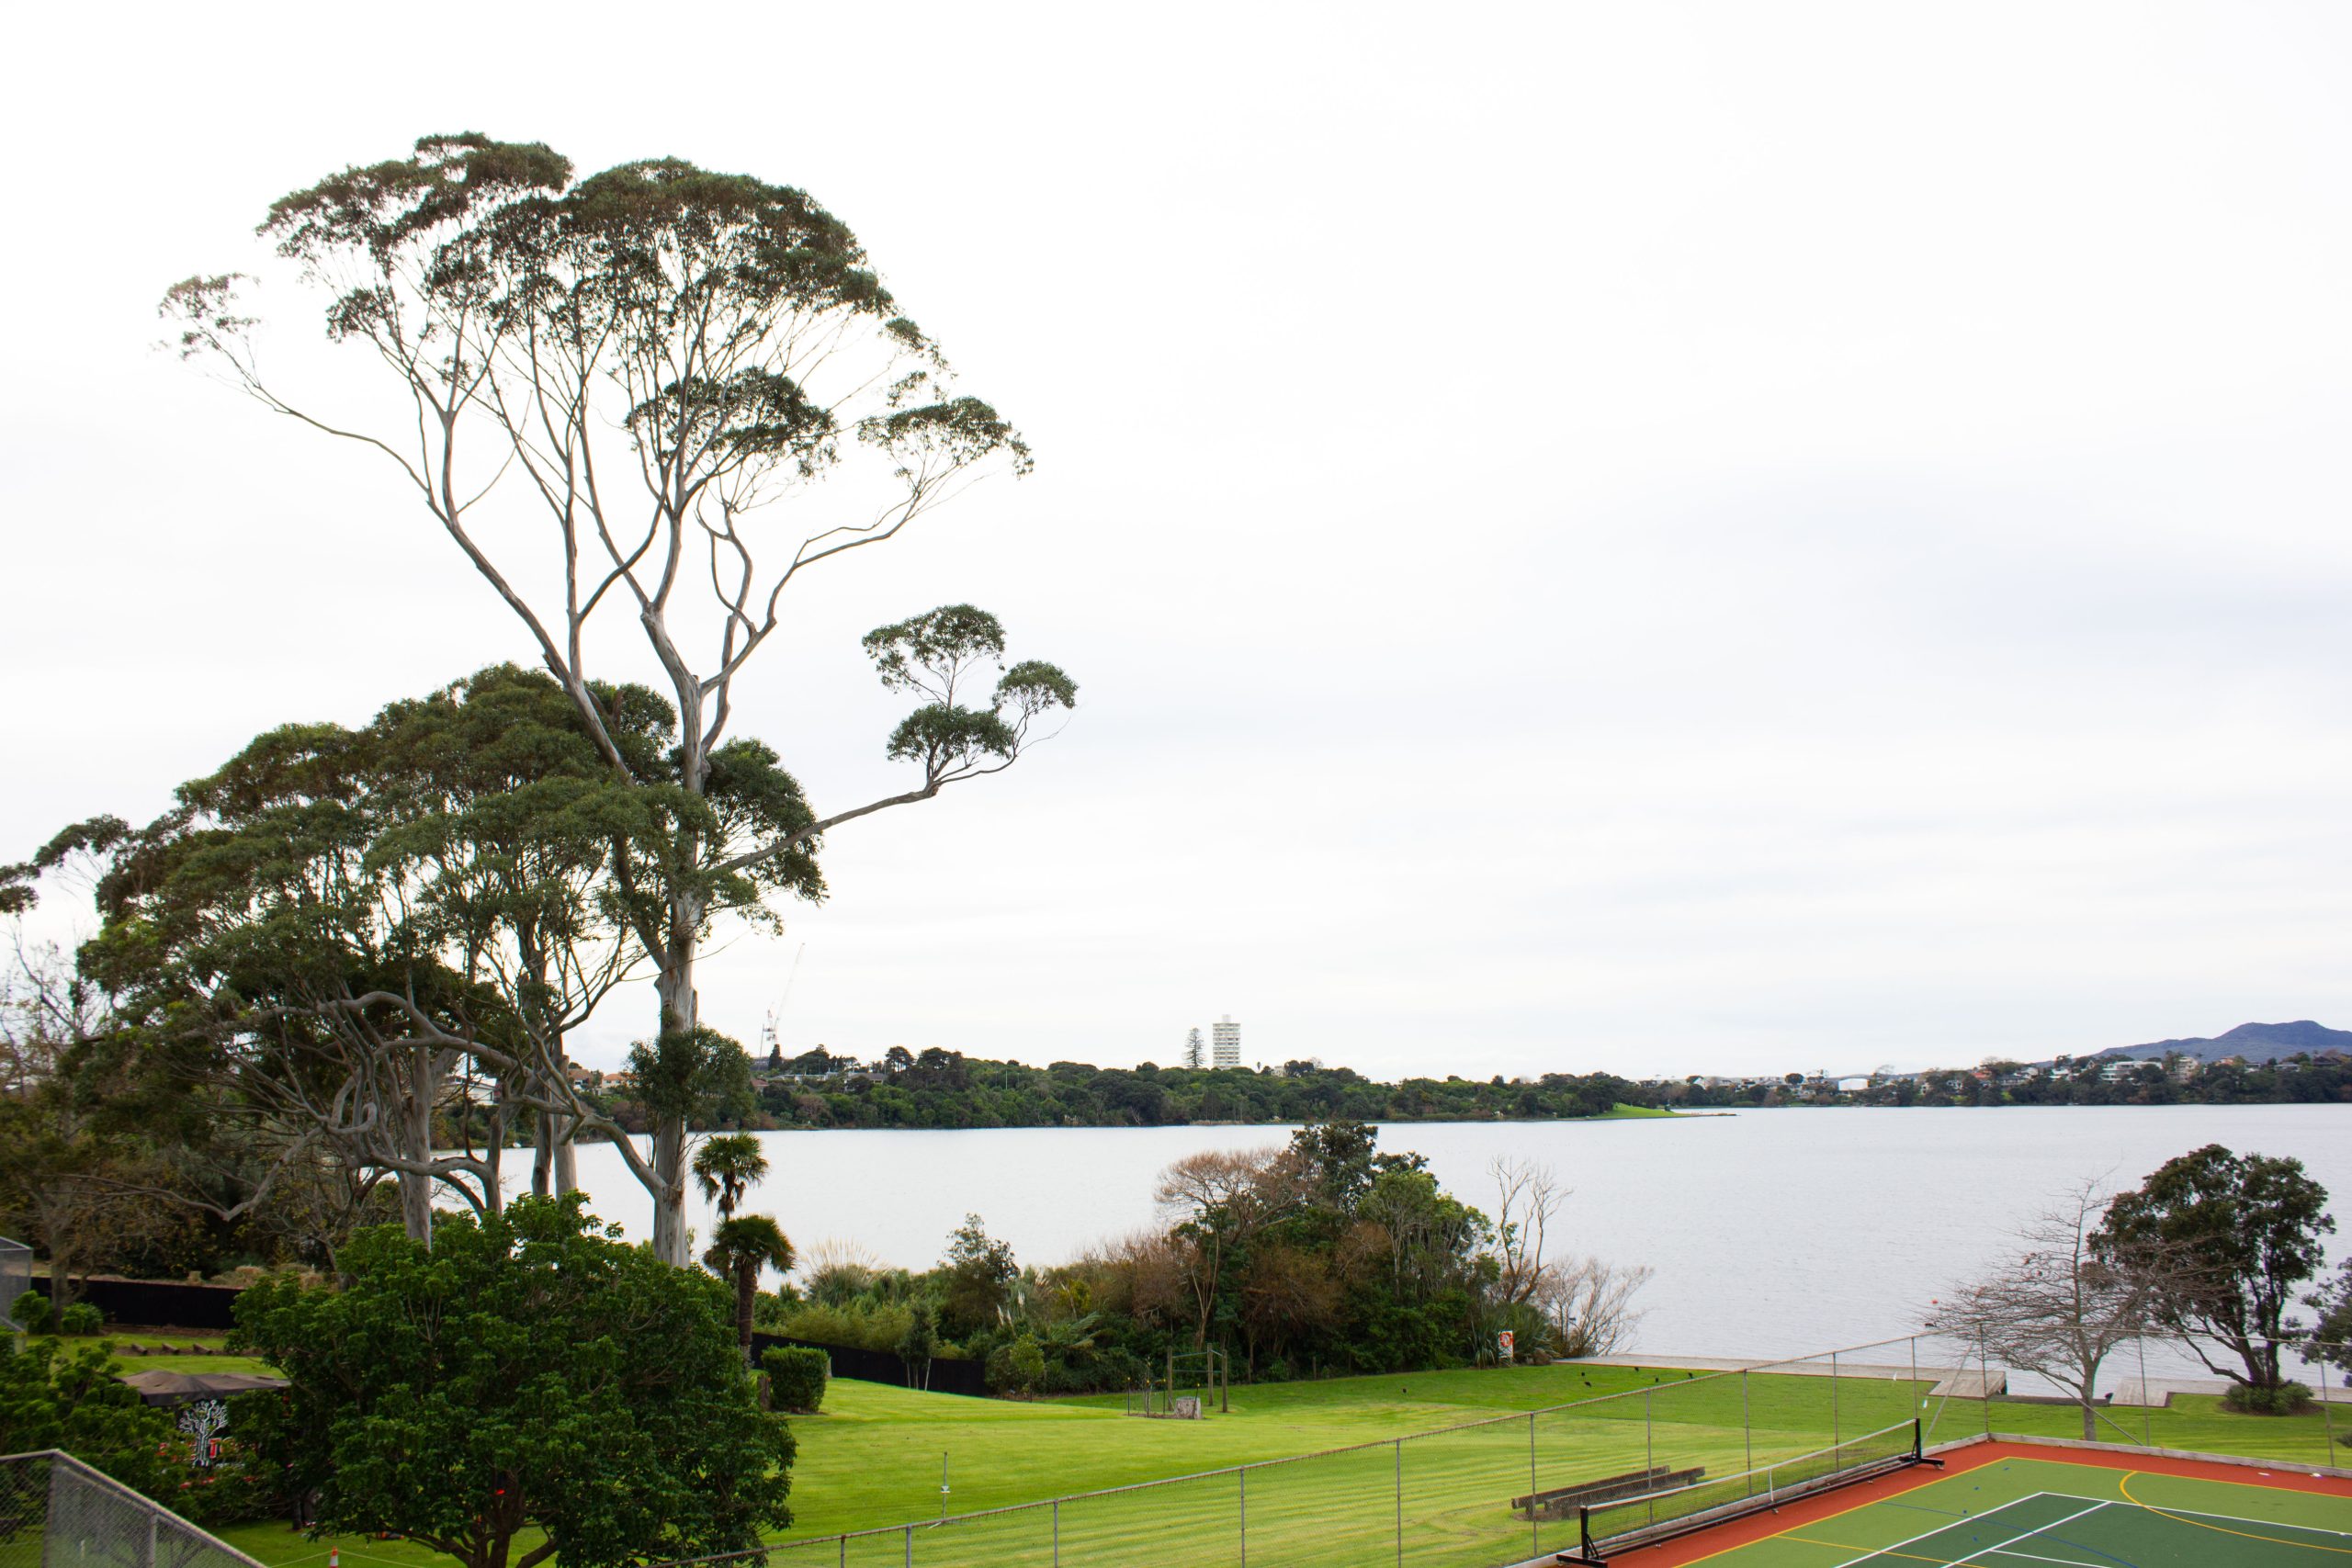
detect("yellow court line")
[2115,1471,2352,1557]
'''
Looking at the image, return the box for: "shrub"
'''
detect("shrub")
[2221,1381,2313,1416]
[8,1292,52,1335]
[775,1301,913,1355]
[762,1347,829,1415]
[59,1302,105,1337]
[986,1335,1047,1396]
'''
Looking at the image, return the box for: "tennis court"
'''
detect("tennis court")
[1579,1450,2352,1568]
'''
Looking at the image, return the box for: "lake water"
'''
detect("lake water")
[560,1103,2352,1382]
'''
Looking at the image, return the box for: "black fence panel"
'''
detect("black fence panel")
[750,1330,989,1398]
[26,1278,244,1331]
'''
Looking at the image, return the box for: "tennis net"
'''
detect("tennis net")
[1563,1417,1928,1565]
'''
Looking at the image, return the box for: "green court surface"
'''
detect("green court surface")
[1682,1457,2352,1567]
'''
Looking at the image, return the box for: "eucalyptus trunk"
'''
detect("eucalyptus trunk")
[400,1044,435,1246]
[649,905,699,1269]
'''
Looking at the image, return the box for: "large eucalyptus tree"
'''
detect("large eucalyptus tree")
[164,134,1074,1263]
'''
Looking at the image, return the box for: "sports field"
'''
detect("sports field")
[205,1358,2349,1568]
[1598,1447,2352,1568]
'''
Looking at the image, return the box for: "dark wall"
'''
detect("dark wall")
[28,1278,243,1332]
[750,1330,989,1399]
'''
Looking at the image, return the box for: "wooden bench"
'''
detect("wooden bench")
[1511,1464,1706,1521]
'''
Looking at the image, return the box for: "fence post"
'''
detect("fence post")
[1644,1389,1654,1527]
[1741,1370,1752,1491]
[1831,1349,1841,1453]
[1054,1498,1061,1568]
[1238,1464,1247,1568]
[1394,1438,1404,1568]
[2320,1347,2337,1469]
[1528,1411,1540,1557]
[839,1534,845,1568]
[2135,1334,2153,1449]
[904,1523,912,1568]
[145,1512,158,1568]
[1978,1330,1992,1438]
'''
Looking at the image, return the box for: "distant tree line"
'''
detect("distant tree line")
[580,1050,1654,1133]
[1661,1053,2350,1111]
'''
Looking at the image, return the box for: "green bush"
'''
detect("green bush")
[2220,1380,2313,1416]
[774,1301,913,1355]
[985,1335,1047,1396]
[761,1347,829,1414]
[8,1292,52,1335]
[58,1302,105,1337]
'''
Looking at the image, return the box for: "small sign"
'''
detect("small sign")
[1498,1330,1516,1362]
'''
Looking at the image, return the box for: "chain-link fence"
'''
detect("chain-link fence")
[0,1450,266,1568]
[657,1328,2350,1568]
[0,1239,28,1334]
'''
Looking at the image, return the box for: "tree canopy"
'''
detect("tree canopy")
[233,1193,791,1568]
[164,134,1073,1265]
[2093,1144,2333,1392]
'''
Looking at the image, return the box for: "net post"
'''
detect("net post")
[1911,1417,1921,1461]
[1579,1503,1596,1566]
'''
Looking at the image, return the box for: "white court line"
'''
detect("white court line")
[1947,1500,2112,1568]
[1984,1551,2110,1568]
[1826,1493,2053,1568]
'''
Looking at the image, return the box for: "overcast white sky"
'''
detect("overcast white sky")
[6,3,2351,1079]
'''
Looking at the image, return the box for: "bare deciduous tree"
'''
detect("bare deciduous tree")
[1535,1256,1655,1359]
[1929,1177,2174,1439]
[1489,1155,1568,1306]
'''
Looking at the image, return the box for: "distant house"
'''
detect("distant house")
[1835,1076,1870,1094]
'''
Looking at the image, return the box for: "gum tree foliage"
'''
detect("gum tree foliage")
[164,133,1076,1265]
[54,668,694,1246]
[233,1194,792,1568]
[2092,1144,2333,1392]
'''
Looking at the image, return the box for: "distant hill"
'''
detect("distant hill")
[2090,1020,2352,1066]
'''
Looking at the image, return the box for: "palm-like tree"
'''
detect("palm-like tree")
[693,1134,769,1220]
[703,1214,796,1360]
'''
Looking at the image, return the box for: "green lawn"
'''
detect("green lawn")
[205,1358,2346,1568]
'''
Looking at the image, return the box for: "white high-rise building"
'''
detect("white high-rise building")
[1212,1014,1241,1068]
